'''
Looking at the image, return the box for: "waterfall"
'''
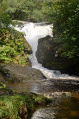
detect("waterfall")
[13,21,79,80]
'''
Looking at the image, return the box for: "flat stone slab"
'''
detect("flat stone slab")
[0,63,44,82]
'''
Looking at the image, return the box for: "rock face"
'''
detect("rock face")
[0,64,44,83]
[36,36,79,75]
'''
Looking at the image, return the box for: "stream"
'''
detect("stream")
[10,21,79,119]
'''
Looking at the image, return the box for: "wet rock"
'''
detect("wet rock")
[44,92,71,99]
[31,107,56,119]
[0,63,44,82]
[36,35,79,75]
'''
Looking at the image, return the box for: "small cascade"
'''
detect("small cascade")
[13,21,79,80]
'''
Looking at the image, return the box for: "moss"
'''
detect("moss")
[0,93,51,119]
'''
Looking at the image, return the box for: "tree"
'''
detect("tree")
[51,0,79,58]
[0,0,11,29]
[2,0,38,21]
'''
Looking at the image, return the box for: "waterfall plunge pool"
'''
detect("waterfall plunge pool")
[12,21,79,80]
[9,21,79,119]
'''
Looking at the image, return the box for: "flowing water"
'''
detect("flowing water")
[11,21,79,119]
[13,22,79,80]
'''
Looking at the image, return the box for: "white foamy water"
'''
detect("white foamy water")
[12,21,79,80]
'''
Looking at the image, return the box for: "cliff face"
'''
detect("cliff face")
[36,36,79,75]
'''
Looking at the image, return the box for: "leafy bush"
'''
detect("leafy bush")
[0,28,30,64]
[51,0,79,58]
[0,46,17,62]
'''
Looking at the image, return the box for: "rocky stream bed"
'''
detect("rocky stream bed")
[0,21,79,119]
[0,64,79,119]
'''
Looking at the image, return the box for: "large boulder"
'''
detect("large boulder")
[36,36,79,75]
[0,63,44,83]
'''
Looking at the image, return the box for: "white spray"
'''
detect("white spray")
[13,21,79,80]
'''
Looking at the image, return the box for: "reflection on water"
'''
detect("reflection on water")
[56,94,79,119]
[7,79,79,119]
[31,92,79,119]
[7,79,79,93]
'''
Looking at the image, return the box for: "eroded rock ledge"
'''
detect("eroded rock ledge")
[0,63,44,83]
[36,35,79,75]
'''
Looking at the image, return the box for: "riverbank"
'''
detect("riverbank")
[0,24,51,119]
[0,21,79,119]
[0,90,51,119]
[0,64,51,119]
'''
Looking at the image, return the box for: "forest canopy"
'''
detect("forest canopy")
[0,0,79,59]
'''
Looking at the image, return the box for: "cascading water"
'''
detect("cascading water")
[9,21,79,119]
[13,21,79,80]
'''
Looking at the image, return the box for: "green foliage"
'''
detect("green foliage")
[0,46,16,62]
[1,0,36,21]
[0,81,6,89]
[0,94,50,119]
[41,0,55,22]
[0,28,29,64]
[0,94,27,119]
[51,0,79,58]
[1,0,49,22]
[0,0,12,29]
[0,0,32,65]
[1,0,79,59]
